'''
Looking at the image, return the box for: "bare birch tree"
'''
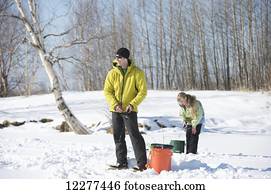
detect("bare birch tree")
[13,0,90,134]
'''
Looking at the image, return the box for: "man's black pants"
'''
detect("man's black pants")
[186,124,202,154]
[112,112,147,167]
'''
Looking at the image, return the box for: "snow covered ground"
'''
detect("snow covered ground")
[0,90,271,179]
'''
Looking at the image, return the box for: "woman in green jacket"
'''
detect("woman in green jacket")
[177,92,205,154]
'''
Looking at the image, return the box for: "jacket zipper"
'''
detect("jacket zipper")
[120,73,124,105]
[120,68,130,106]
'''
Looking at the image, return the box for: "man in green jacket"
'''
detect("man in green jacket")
[104,48,147,171]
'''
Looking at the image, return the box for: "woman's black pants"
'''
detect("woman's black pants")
[186,124,202,154]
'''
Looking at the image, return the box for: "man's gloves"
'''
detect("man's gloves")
[115,104,123,113]
[114,104,133,113]
[126,104,133,113]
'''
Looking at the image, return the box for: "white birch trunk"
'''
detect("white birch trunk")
[15,0,90,134]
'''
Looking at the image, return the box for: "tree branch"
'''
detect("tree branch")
[49,33,110,54]
[58,56,83,64]
[29,0,37,24]
[43,28,73,39]
[0,13,23,22]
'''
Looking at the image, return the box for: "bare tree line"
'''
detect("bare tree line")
[69,0,271,91]
[1,0,271,97]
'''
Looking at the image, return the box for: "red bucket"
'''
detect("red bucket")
[147,144,173,173]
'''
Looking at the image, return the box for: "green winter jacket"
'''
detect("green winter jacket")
[179,100,205,128]
[103,59,147,112]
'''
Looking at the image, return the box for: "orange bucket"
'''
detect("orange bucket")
[147,144,173,173]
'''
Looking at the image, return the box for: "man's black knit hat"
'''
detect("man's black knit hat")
[116,47,130,59]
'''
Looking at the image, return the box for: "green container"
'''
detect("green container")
[170,140,185,153]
